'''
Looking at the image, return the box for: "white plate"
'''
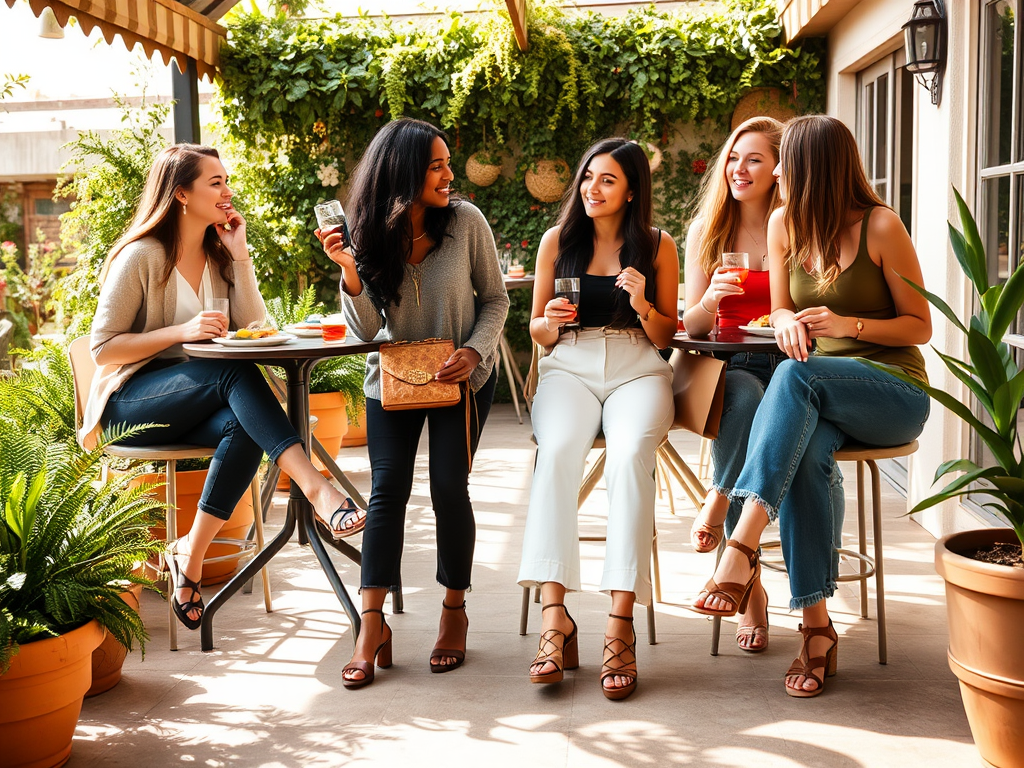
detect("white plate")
[285,324,323,338]
[738,325,776,336]
[211,332,296,347]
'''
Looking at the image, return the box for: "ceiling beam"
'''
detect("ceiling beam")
[505,0,528,51]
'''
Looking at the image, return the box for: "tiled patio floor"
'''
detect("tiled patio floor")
[71,405,978,767]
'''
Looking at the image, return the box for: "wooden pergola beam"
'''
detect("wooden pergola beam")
[505,0,528,51]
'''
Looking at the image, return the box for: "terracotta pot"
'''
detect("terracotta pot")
[141,469,255,586]
[0,620,105,768]
[87,583,143,697]
[935,528,1024,768]
[340,393,367,447]
[277,391,349,489]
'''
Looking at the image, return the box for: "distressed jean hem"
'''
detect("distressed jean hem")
[789,583,836,611]
[729,489,779,522]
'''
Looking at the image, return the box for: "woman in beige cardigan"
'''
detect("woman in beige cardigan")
[85,144,363,631]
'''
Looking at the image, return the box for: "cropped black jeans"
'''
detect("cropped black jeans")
[360,368,497,592]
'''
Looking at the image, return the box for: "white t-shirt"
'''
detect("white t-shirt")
[159,262,212,359]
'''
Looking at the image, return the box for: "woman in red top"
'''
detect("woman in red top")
[681,116,783,652]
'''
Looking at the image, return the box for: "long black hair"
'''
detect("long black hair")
[554,138,656,329]
[346,118,459,307]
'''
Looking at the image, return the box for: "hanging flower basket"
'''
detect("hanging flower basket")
[525,159,571,203]
[465,152,503,187]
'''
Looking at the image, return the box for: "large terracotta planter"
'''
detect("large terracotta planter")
[142,469,255,586]
[0,620,105,768]
[87,583,143,697]
[935,528,1024,768]
[340,393,367,447]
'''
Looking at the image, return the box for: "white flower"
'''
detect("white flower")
[317,163,340,187]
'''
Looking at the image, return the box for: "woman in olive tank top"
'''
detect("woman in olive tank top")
[689,116,932,698]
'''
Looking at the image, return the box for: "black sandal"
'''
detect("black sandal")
[165,544,204,631]
[315,497,366,541]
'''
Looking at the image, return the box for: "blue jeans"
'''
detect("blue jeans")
[103,358,302,521]
[730,357,930,609]
[361,369,497,592]
[711,351,786,538]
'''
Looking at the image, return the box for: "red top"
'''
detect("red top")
[717,269,771,328]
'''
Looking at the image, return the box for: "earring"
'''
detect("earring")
[182,203,187,216]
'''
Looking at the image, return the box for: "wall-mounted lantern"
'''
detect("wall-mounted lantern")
[903,0,947,106]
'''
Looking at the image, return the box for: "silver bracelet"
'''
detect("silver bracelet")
[699,296,717,314]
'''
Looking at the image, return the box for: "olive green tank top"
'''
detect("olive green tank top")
[790,207,927,383]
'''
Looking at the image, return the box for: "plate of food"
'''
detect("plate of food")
[285,322,323,338]
[739,315,775,336]
[212,329,296,347]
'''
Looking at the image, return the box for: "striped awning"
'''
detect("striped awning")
[5,0,226,82]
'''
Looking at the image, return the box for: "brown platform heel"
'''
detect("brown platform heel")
[430,600,468,673]
[785,619,838,698]
[342,608,393,690]
[690,539,761,618]
[601,614,638,701]
[529,603,579,684]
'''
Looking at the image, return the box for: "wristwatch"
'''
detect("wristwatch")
[855,318,864,338]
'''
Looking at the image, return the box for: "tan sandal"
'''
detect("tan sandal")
[601,614,638,701]
[342,609,392,690]
[736,583,769,653]
[429,601,468,673]
[529,604,578,684]
[690,540,760,618]
[690,498,725,554]
[785,619,838,698]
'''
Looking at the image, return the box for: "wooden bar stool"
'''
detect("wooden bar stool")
[710,440,919,664]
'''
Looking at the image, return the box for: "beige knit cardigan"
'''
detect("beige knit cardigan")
[81,237,267,449]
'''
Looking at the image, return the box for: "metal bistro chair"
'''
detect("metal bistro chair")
[518,342,668,645]
[709,440,919,664]
[68,336,272,650]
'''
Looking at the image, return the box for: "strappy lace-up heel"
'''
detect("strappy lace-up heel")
[690,539,761,618]
[785,619,838,698]
[601,614,638,701]
[529,603,578,684]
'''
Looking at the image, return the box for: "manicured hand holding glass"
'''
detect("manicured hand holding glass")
[543,297,578,331]
[180,311,229,342]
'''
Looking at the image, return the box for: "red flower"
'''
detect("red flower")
[521,240,529,248]
[529,204,541,211]
[692,159,707,174]
[374,108,384,118]
[469,192,476,200]
[505,243,512,249]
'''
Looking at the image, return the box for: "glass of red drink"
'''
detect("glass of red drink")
[721,252,750,284]
[321,313,348,343]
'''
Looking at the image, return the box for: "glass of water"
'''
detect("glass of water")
[315,200,348,247]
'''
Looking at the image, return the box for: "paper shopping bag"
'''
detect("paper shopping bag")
[669,349,727,439]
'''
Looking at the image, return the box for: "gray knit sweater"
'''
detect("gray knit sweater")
[343,202,510,398]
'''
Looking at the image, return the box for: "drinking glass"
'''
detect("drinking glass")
[204,297,229,319]
[315,200,348,247]
[498,252,512,274]
[554,277,580,331]
[321,313,348,343]
[721,252,750,284]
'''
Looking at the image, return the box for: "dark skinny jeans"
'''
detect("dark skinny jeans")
[361,369,497,592]
[102,358,302,520]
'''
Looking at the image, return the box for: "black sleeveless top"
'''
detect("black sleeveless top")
[576,229,662,329]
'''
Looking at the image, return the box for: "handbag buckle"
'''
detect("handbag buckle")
[403,369,434,385]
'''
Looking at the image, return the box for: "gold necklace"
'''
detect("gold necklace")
[740,221,767,266]
[412,231,427,242]
[406,262,422,306]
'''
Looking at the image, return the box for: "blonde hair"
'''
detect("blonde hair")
[779,115,887,291]
[693,116,783,276]
[101,144,234,285]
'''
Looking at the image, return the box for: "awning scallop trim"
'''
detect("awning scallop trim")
[5,0,225,82]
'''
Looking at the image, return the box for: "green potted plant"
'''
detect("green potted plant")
[265,287,366,470]
[877,189,1024,768]
[0,420,163,768]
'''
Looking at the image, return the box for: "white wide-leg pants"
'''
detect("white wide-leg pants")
[517,328,674,605]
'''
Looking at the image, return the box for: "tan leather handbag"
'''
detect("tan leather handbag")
[378,339,462,411]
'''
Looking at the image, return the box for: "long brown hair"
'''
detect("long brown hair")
[779,115,887,291]
[694,116,783,276]
[101,144,235,285]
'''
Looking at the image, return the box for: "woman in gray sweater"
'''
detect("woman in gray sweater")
[319,119,509,689]
[88,144,365,633]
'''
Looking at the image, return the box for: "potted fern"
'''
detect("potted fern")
[0,418,163,768]
[265,288,366,472]
[875,189,1024,768]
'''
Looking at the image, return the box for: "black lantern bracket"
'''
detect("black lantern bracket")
[903,0,947,106]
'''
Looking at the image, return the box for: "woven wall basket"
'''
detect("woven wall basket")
[731,87,798,131]
[465,152,503,187]
[525,159,571,203]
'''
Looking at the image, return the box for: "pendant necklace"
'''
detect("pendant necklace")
[741,221,767,267]
[407,262,422,306]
